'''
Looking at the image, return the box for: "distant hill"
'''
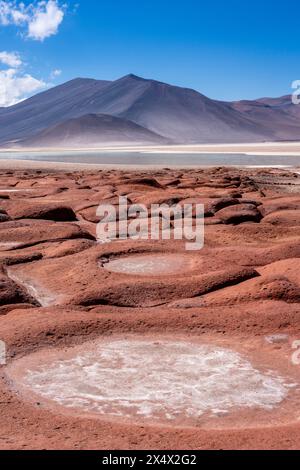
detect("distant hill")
[0,74,299,146]
[231,95,300,141]
[20,113,169,147]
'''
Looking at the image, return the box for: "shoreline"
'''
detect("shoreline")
[2,141,300,156]
[0,158,299,172]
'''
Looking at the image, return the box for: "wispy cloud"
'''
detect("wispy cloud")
[0,50,47,106]
[50,68,62,79]
[0,0,28,25]
[0,50,22,67]
[0,0,65,41]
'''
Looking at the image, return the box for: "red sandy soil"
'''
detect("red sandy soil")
[0,166,300,450]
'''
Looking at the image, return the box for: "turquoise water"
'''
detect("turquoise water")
[0,150,299,167]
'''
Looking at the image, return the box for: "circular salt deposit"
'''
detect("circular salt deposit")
[17,339,290,425]
[102,254,194,275]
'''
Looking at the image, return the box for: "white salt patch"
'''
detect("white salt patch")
[6,268,60,307]
[23,339,290,423]
[0,189,30,192]
[103,254,193,275]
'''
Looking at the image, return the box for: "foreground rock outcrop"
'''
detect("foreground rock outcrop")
[0,166,299,450]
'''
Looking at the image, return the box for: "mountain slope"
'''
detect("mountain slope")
[115,76,273,143]
[19,114,169,147]
[1,74,300,146]
[0,78,111,144]
[231,95,300,141]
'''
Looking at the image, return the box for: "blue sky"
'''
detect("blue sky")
[0,0,299,106]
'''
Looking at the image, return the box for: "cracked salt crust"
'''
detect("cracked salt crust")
[17,339,293,425]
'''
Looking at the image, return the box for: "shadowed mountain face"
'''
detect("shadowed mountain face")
[231,95,300,141]
[20,114,170,147]
[0,74,299,146]
[0,78,112,144]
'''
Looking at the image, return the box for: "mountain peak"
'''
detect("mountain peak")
[119,74,146,81]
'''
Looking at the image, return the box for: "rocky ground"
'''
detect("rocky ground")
[0,166,300,450]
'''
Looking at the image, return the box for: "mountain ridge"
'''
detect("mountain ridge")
[0,74,299,147]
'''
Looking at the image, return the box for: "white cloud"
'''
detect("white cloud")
[0,1,29,26]
[0,50,22,67]
[0,68,46,106]
[0,50,47,106]
[50,68,61,78]
[28,1,65,41]
[0,1,65,41]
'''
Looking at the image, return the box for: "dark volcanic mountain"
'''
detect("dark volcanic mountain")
[20,114,169,147]
[0,74,299,146]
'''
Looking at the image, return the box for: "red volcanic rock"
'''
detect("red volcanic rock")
[260,196,300,216]
[7,202,77,222]
[182,197,240,217]
[258,258,300,286]
[207,197,241,213]
[201,275,300,306]
[42,239,95,259]
[262,210,300,226]
[6,243,258,307]
[0,252,43,266]
[216,203,263,224]
[197,259,300,307]
[0,209,10,223]
[78,206,102,223]
[0,303,34,316]
[125,177,162,188]
[0,167,299,450]
[0,272,38,306]
[78,204,134,224]
[204,217,223,225]
[131,191,186,207]
[0,220,94,246]
[240,199,262,206]
[159,178,181,187]
[0,241,94,267]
